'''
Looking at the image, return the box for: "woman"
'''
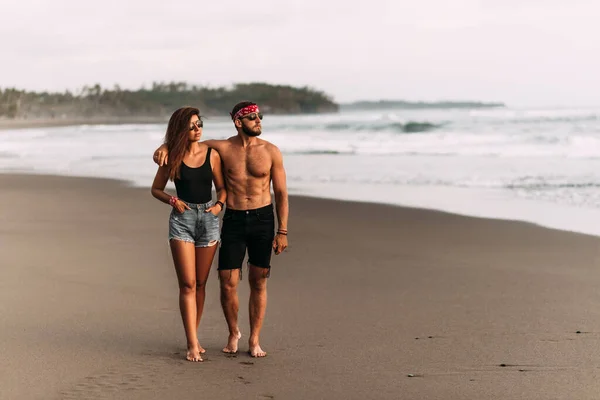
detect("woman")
[151,107,226,362]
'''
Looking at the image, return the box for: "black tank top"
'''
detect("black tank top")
[174,148,213,204]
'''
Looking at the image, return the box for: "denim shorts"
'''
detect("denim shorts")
[169,200,220,247]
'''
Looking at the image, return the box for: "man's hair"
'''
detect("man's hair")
[230,101,257,120]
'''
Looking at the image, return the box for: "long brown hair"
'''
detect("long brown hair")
[164,106,200,181]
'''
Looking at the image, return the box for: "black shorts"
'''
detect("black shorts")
[218,204,275,271]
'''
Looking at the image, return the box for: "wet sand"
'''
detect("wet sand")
[1,173,600,399]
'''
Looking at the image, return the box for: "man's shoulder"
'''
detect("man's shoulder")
[258,138,280,153]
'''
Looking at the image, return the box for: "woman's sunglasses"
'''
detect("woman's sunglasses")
[240,112,263,121]
[189,120,204,131]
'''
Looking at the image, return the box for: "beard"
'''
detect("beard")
[242,123,262,137]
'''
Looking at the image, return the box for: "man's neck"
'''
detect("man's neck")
[236,133,259,148]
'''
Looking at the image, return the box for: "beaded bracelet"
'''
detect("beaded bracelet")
[169,196,178,207]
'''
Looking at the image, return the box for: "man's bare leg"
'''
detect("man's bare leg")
[248,265,268,357]
[219,269,242,353]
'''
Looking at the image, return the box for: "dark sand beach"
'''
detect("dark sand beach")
[2,174,600,399]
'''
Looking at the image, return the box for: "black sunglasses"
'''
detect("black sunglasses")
[240,112,263,121]
[189,119,204,130]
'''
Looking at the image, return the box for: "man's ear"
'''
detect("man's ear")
[234,119,242,128]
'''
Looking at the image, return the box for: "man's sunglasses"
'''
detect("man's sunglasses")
[189,120,204,131]
[239,112,263,121]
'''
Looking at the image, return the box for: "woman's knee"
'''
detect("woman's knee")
[196,279,207,291]
[179,280,196,294]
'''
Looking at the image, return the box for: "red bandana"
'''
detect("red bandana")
[232,105,259,120]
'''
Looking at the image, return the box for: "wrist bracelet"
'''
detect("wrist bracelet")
[216,201,224,210]
[169,196,178,206]
[277,231,288,235]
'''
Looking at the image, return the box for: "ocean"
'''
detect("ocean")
[2,106,600,236]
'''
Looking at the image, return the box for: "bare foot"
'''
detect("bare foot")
[186,346,203,362]
[222,331,241,354]
[197,342,206,354]
[248,342,267,358]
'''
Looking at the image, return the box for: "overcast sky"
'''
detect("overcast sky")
[2,0,599,106]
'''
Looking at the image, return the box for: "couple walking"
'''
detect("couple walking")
[151,101,289,362]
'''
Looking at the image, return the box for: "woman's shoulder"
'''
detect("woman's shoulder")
[196,142,210,151]
[195,142,213,158]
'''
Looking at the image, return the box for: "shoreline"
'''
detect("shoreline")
[3,169,599,240]
[3,114,597,240]
[0,116,170,130]
[2,170,599,240]
[0,110,340,131]
[288,180,600,239]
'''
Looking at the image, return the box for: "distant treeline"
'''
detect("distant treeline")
[341,100,505,110]
[0,82,339,120]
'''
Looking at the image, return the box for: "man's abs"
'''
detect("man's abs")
[225,176,272,210]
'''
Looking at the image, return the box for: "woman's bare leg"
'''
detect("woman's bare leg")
[194,241,218,353]
[170,239,202,362]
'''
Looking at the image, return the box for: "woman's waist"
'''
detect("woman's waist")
[175,197,214,209]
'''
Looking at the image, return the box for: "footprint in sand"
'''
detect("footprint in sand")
[58,350,190,399]
[238,376,251,385]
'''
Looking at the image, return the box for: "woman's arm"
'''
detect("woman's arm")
[207,149,227,214]
[151,165,172,204]
[151,166,190,213]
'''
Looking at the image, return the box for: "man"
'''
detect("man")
[153,101,289,357]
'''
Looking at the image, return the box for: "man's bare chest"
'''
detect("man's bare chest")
[223,149,271,179]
